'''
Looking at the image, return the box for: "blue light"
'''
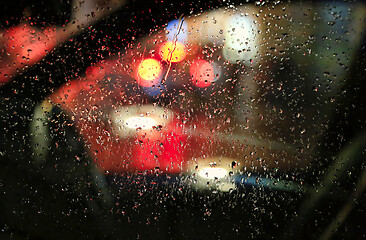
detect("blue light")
[166,19,188,43]
[234,174,304,192]
[141,83,166,97]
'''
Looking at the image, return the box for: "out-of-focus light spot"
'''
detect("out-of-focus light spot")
[159,41,187,63]
[189,59,215,88]
[223,14,258,64]
[187,157,237,192]
[198,167,228,179]
[166,19,188,43]
[137,58,163,87]
[111,105,171,137]
[125,117,157,129]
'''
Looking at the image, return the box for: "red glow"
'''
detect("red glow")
[0,24,57,84]
[73,116,187,173]
[131,127,187,172]
[50,77,233,174]
[189,59,215,88]
[86,64,107,81]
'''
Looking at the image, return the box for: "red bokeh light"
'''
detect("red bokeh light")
[189,59,215,88]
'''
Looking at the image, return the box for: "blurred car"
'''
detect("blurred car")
[39,2,365,183]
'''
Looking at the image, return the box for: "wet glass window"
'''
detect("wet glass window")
[1,1,366,239]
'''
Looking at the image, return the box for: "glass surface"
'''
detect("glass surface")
[1,1,366,239]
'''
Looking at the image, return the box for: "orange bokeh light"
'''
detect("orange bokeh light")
[137,58,163,87]
[159,41,187,63]
[189,59,215,88]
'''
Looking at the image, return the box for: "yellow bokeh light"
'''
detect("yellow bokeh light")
[159,41,187,63]
[137,58,163,87]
